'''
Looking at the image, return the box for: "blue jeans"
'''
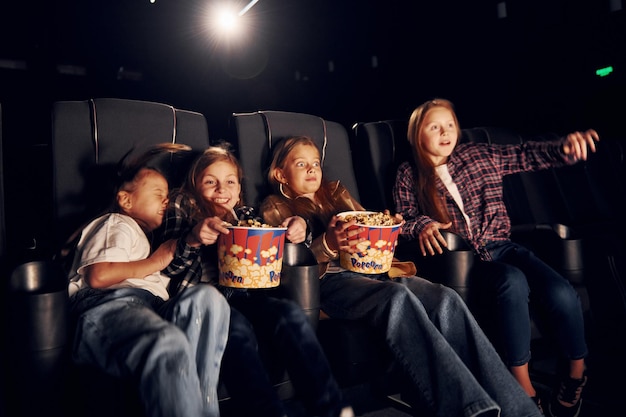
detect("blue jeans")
[471,241,588,367]
[222,293,345,417]
[70,285,230,417]
[320,271,541,417]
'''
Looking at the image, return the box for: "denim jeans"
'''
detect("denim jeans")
[70,285,230,417]
[471,241,588,367]
[221,293,345,417]
[319,271,541,417]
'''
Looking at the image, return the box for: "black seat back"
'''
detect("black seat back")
[51,98,209,252]
[0,102,5,269]
[230,110,360,209]
[230,110,399,391]
[48,98,210,417]
[351,119,410,212]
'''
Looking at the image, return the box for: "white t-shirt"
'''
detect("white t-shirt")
[435,164,472,236]
[67,213,170,301]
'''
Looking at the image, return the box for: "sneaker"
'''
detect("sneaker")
[548,375,587,417]
[531,396,544,415]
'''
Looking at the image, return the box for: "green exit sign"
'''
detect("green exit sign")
[595,66,614,77]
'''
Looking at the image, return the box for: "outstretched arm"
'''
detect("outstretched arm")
[562,129,599,161]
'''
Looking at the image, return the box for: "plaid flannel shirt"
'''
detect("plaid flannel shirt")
[156,191,260,297]
[393,140,573,260]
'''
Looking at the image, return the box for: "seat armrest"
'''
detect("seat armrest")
[395,231,474,301]
[280,243,320,329]
[511,222,576,240]
[510,223,584,281]
[440,230,473,251]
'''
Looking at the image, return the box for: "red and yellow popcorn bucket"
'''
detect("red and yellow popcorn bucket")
[218,225,288,288]
[337,211,403,274]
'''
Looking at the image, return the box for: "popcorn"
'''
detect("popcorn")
[236,219,272,228]
[339,211,400,227]
[336,211,403,274]
[217,226,287,288]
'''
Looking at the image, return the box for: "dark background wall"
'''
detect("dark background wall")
[2,0,624,136]
[0,0,624,262]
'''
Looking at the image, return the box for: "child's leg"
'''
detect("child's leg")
[72,287,210,417]
[162,284,230,417]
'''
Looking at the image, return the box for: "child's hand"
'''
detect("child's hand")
[188,216,231,246]
[282,216,306,244]
[418,221,452,256]
[153,239,177,270]
[383,209,404,225]
[327,215,363,254]
[562,129,599,161]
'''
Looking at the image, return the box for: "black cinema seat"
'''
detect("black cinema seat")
[351,120,476,299]
[49,98,211,417]
[51,98,209,253]
[229,110,403,404]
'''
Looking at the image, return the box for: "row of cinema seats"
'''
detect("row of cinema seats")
[226,109,623,408]
[3,98,625,416]
[2,99,404,417]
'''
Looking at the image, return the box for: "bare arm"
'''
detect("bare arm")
[84,239,177,288]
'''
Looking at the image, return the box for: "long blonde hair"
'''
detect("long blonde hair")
[267,136,353,228]
[407,98,461,223]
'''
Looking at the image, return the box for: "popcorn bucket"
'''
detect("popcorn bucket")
[337,211,403,274]
[218,226,288,288]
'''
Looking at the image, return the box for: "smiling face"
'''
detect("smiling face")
[275,143,322,200]
[198,160,241,210]
[120,169,169,232]
[418,106,459,166]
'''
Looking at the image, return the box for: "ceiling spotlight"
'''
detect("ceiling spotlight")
[216,8,239,32]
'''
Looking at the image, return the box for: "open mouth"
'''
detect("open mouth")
[213,197,230,204]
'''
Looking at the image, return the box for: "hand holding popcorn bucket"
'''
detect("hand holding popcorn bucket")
[217,224,288,288]
[337,211,403,274]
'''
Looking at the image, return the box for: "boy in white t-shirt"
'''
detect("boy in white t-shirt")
[67,149,230,417]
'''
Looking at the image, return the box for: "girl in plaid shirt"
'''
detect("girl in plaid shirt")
[393,98,599,417]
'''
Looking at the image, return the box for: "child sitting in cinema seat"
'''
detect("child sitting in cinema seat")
[67,144,230,417]
[393,98,597,416]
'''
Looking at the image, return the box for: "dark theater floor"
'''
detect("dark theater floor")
[349,339,615,416]
[0,319,617,417]
[281,336,616,416]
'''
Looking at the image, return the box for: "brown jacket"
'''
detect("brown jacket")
[261,181,416,278]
